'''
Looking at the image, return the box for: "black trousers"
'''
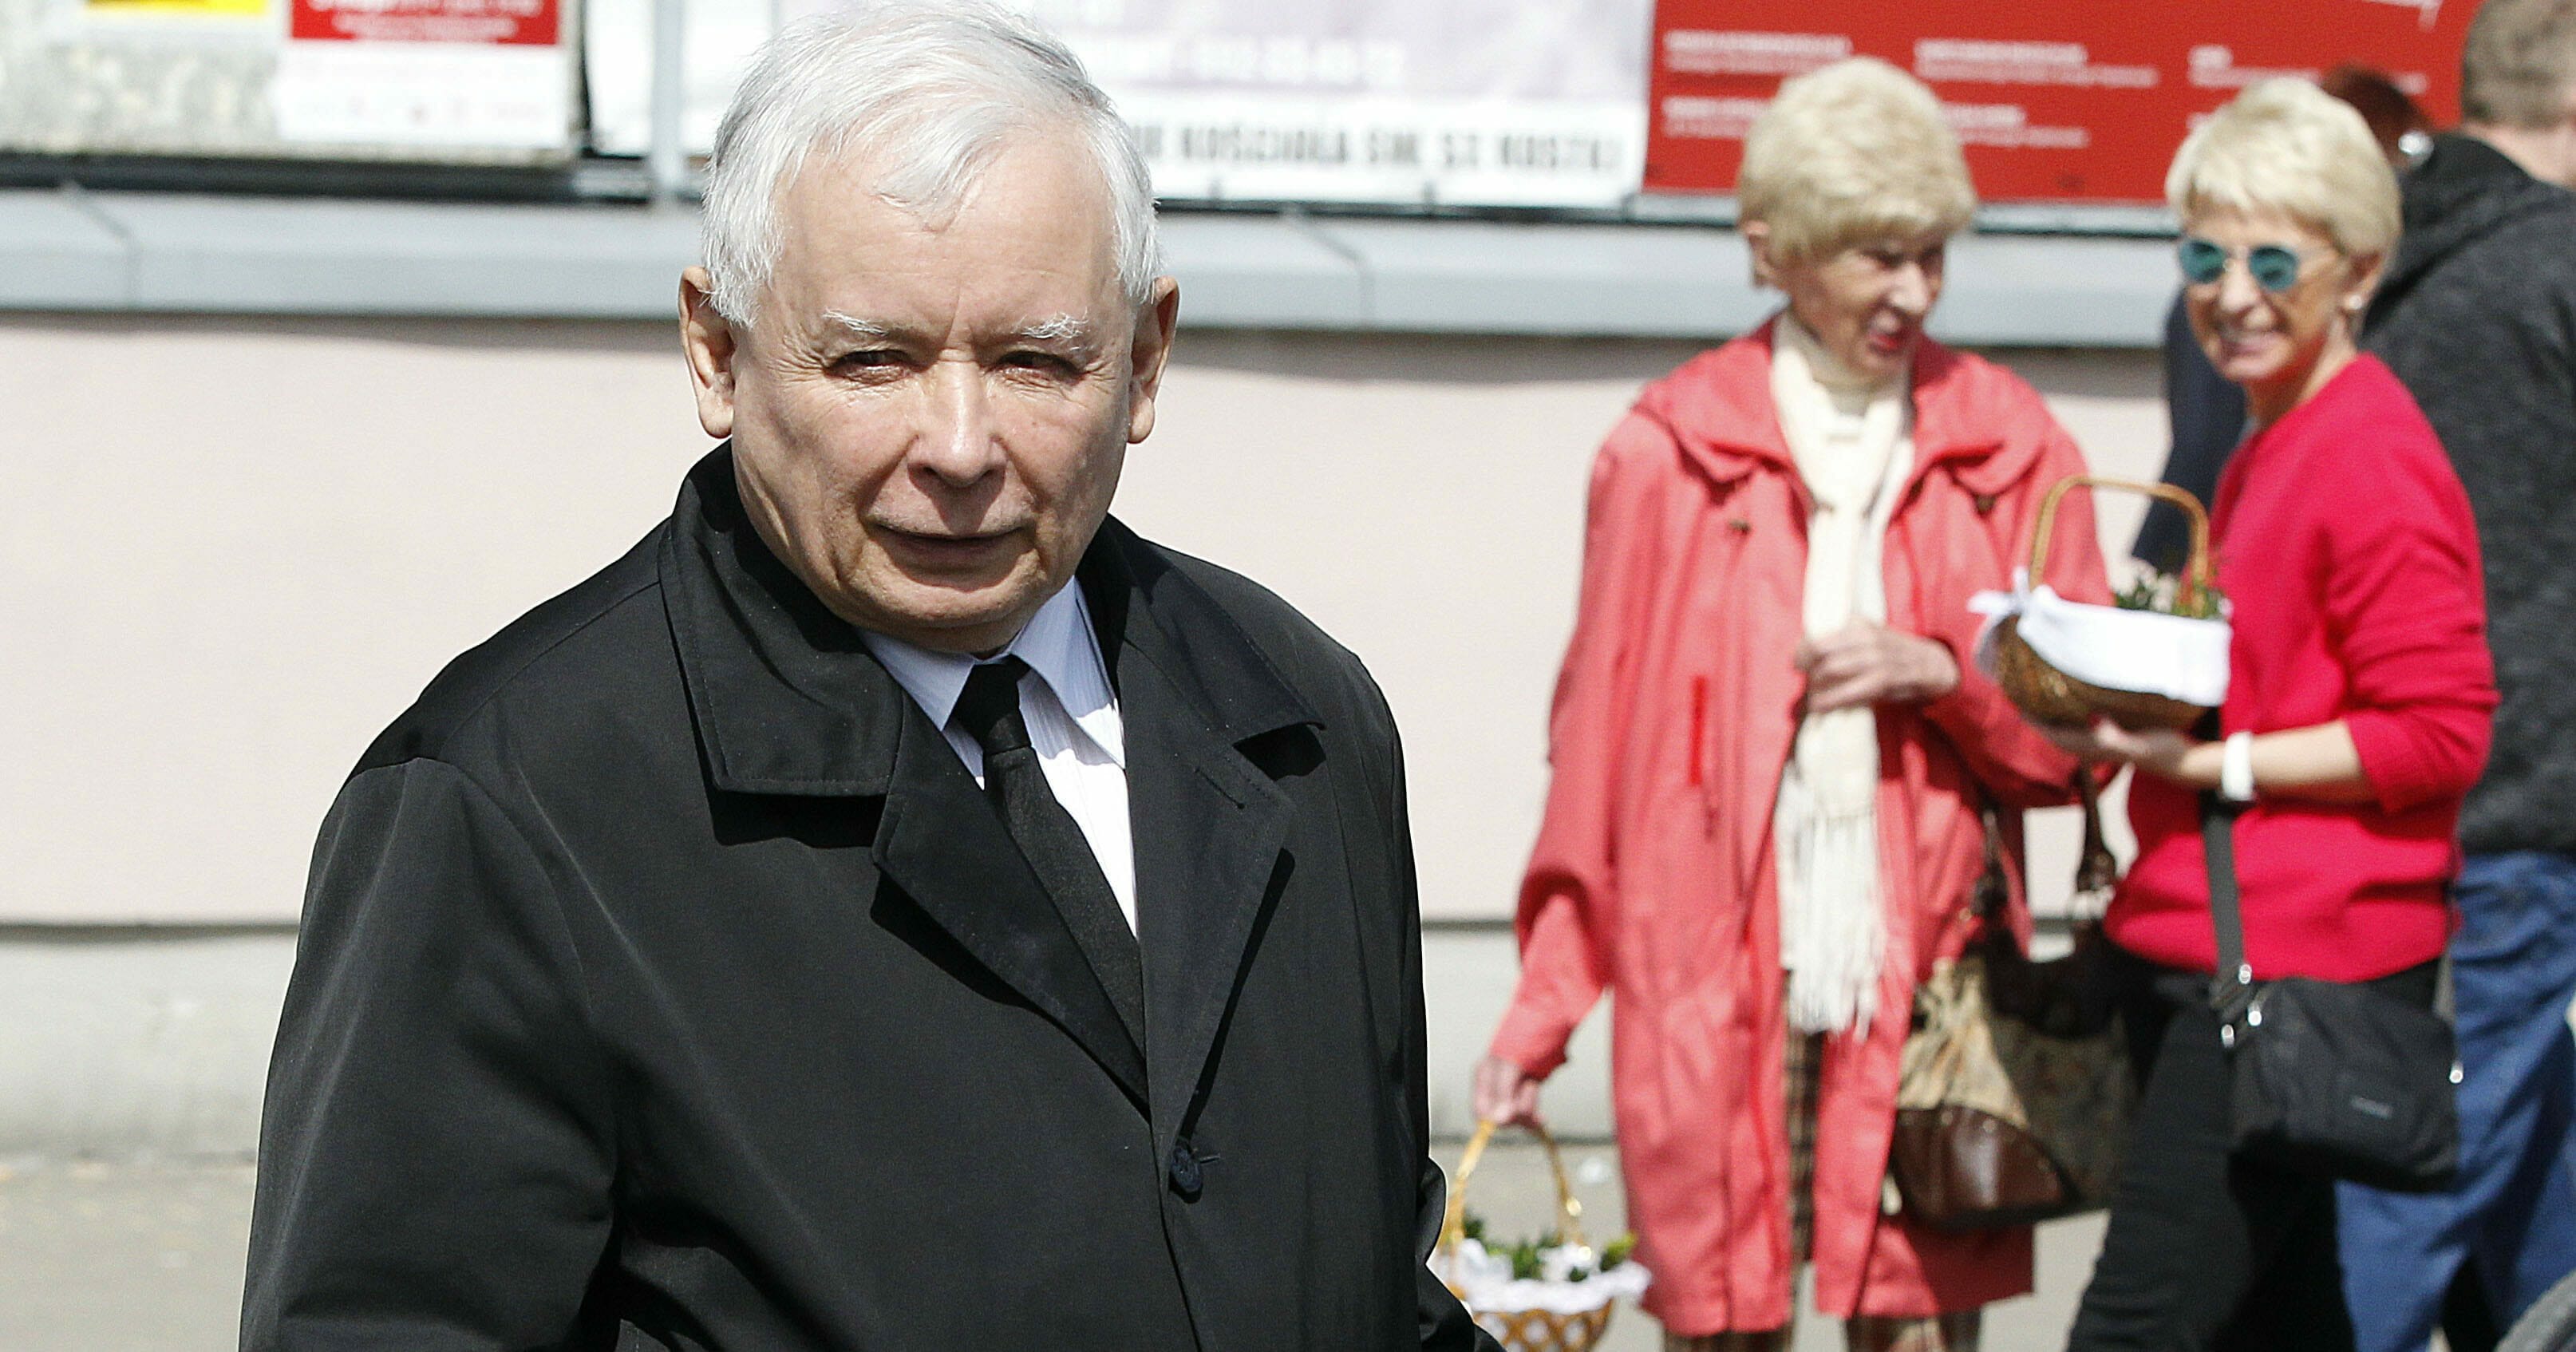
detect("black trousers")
[2065,944,2440,1352]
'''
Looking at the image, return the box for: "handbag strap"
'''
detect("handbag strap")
[2075,770,2119,903]
[2201,792,2461,1031]
[2200,792,2257,1026]
[1972,804,2007,921]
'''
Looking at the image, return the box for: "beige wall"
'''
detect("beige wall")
[0,315,2164,923]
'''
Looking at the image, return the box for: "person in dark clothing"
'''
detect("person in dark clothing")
[2340,2,2576,1347]
[2132,296,2247,574]
[2134,66,2427,573]
[237,5,1499,1350]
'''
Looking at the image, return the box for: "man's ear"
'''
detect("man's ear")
[1124,275,1182,445]
[1743,219,1780,290]
[679,267,739,440]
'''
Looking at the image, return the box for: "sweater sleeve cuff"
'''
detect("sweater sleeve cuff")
[2346,708,2439,814]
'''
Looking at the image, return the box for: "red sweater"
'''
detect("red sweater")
[2109,355,2495,980]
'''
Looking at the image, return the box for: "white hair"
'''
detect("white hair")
[1736,57,1977,263]
[2167,77,2402,259]
[699,0,1161,327]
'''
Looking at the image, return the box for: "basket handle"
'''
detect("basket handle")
[1438,1117,1592,1258]
[2028,475,2214,611]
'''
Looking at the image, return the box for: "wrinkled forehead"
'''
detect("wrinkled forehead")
[759,132,1129,332]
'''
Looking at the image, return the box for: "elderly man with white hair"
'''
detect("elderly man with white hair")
[239,6,1496,1350]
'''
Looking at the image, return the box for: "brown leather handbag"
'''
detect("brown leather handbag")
[1887,785,2134,1230]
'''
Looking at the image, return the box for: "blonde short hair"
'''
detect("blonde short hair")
[2166,78,2401,259]
[1736,57,1976,263]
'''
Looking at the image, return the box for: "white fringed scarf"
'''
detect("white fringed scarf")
[1768,314,1914,1038]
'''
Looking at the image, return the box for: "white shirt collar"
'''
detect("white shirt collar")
[858,584,1124,766]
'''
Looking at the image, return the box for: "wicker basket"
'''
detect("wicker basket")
[1436,1120,1620,1352]
[1995,476,2217,733]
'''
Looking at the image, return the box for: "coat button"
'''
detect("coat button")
[1167,1139,1203,1196]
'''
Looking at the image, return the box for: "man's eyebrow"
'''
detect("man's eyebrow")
[817,310,892,339]
[1012,314,1095,345]
[813,310,1099,350]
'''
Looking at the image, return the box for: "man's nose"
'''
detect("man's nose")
[912,360,1000,484]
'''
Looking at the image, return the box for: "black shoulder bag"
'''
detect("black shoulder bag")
[2201,793,2460,1191]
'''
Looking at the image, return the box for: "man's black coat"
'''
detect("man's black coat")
[243,450,1494,1352]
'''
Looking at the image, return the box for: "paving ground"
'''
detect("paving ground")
[0,1144,2108,1352]
[0,1160,258,1352]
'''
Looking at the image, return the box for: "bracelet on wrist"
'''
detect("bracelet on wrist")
[2219,730,2256,802]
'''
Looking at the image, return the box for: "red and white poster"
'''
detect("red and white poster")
[289,0,557,44]
[1647,0,2475,203]
[274,0,573,150]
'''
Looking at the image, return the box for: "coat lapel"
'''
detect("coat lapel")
[662,453,1317,1125]
[872,714,1149,1106]
[1080,524,1319,1137]
[1120,655,1295,1133]
[662,449,1146,1105]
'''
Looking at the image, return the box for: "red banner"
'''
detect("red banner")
[1647,1,2475,203]
[290,0,556,44]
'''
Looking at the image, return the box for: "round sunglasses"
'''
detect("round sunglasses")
[2176,236,2321,293]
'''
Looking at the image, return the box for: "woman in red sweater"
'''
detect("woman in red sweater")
[2048,81,2496,1351]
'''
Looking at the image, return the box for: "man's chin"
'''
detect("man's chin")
[854,576,1047,654]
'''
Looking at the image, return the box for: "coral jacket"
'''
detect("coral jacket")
[1488,322,2109,1331]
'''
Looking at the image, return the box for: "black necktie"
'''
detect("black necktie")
[951,658,1148,1052]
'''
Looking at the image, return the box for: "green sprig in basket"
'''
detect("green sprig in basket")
[1437,1121,1640,1352]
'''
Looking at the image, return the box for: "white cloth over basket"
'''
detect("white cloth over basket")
[1970,568,2232,710]
[1441,1238,1651,1315]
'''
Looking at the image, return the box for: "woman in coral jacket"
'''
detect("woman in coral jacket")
[1471,59,2109,1352]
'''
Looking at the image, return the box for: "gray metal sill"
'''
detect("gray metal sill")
[2,188,2175,346]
